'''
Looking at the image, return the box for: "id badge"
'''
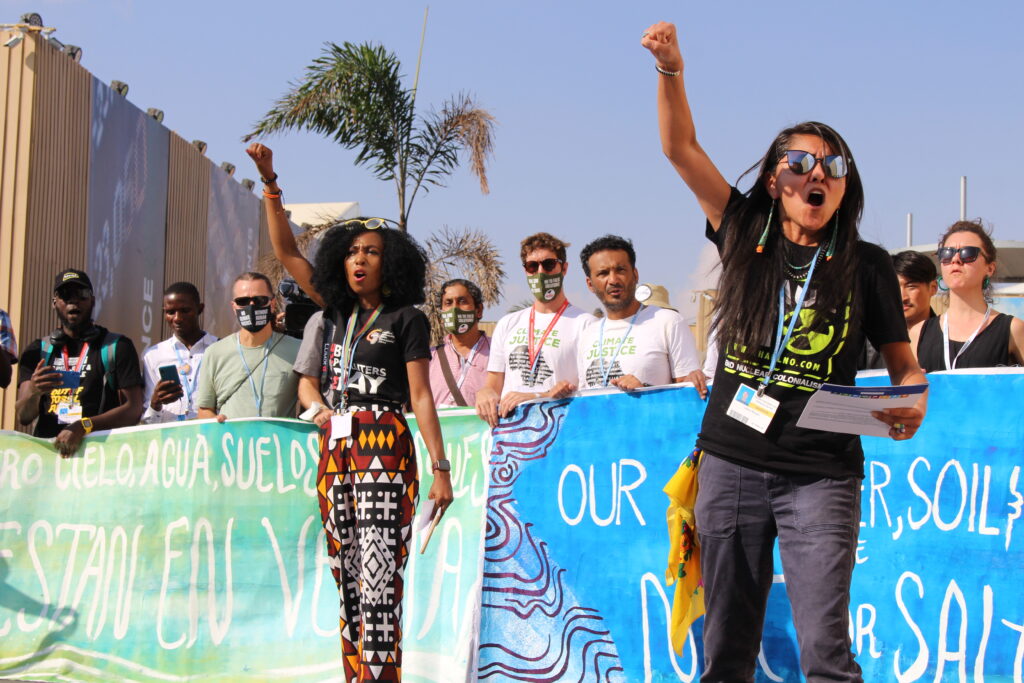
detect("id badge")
[327,413,353,450]
[726,383,779,434]
[56,402,84,425]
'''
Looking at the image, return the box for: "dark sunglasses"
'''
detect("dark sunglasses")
[523,258,563,274]
[55,287,93,303]
[937,246,984,264]
[233,296,271,307]
[781,150,849,179]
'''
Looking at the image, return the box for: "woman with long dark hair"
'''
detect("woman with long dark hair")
[641,22,928,682]
[916,220,1024,370]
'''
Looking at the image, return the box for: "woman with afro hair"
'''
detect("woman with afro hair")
[247,143,453,683]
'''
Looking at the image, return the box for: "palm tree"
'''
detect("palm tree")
[243,42,495,231]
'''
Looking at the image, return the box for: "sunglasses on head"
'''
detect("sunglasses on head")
[781,150,849,179]
[338,217,395,231]
[233,296,271,307]
[523,258,563,274]
[937,246,984,264]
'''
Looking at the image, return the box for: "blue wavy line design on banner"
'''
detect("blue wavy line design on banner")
[478,400,625,682]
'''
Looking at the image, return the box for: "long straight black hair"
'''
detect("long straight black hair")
[711,121,865,354]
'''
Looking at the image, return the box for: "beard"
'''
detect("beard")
[57,309,94,334]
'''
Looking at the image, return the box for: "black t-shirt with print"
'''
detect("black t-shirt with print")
[17,326,144,438]
[697,189,908,479]
[321,305,431,407]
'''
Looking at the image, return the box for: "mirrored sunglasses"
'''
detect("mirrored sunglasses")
[523,258,564,274]
[937,246,983,264]
[233,296,271,307]
[782,150,849,179]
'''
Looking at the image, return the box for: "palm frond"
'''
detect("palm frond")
[243,42,415,184]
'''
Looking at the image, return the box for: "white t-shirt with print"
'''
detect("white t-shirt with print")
[487,303,593,396]
[576,305,699,389]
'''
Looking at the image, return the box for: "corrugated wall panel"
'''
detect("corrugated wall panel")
[0,30,37,430]
[162,132,211,340]
[21,36,91,345]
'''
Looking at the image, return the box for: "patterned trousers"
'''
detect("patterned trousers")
[317,409,419,683]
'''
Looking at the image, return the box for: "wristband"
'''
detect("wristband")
[80,417,94,434]
[260,172,278,184]
[432,459,451,473]
[655,64,682,77]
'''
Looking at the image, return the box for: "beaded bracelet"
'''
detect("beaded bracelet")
[655,64,681,77]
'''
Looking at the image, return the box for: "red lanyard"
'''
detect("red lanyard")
[528,300,569,373]
[61,342,90,374]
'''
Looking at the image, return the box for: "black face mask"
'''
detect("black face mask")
[235,305,272,333]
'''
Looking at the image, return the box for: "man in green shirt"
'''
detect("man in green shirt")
[195,272,301,420]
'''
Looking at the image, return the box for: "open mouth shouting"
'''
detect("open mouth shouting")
[807,189,825,207]
[351,268,367,284]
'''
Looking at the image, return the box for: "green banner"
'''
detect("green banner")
[0,411,489,682]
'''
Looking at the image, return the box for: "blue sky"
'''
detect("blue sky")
[7,1,1023,318]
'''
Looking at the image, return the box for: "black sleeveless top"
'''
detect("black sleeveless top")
[916,312,1014,372]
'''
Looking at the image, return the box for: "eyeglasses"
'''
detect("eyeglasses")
[523,258,563,274]
[337,217,395,230]
[233,296,271,307]
[781,150,849,179]
[937,246,984,264]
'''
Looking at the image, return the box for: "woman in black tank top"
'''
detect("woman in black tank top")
[916,221,1024,371]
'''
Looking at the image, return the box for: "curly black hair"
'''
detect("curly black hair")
[311,219,427,316]
[579,235,636,276]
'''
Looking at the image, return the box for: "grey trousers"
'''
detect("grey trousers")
[695,453,862,683]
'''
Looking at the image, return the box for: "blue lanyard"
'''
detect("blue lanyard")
[598,307,642,386]
[173,343,203,420]
[236,334,272,416]
[339,306,384,409]
[760,244,823,395]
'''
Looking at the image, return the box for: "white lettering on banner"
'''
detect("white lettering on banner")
[142,277,154,347]
[894,571,929,682]
[23,520,54,632]
[0,449,43,489]
[157,517,235,649]
[897,456,1021,542]
[1000,618,1024,682]
[556,460,647,527]
[310,528,339,638]
[891,572,1020,681]
[263,515,316,637]
[638,572,699,683]
[412,428,491,508]
[853,603,882,658]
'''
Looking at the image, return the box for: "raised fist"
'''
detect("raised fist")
[640,22,683,73]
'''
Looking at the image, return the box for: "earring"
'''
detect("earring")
[937,275,948,292]
[382,284,392,298]
[983,275,991,290]
[825,210,839,261]
[756,200,775,253]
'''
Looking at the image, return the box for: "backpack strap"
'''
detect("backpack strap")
[98,332,122,405]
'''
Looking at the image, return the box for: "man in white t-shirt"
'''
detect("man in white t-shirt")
[576,235,701,391]
[475,232,593,427]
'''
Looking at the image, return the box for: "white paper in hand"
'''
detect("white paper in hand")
[415,498,436,532]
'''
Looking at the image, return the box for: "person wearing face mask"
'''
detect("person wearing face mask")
[915,220,1024,371]
[428,278,491,408]
[644,22,928,682]
[474,232,594,427]
[194,272,301,421]
[16,269,145,457]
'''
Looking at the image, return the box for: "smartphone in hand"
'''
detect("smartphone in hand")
[158,364,181,387]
